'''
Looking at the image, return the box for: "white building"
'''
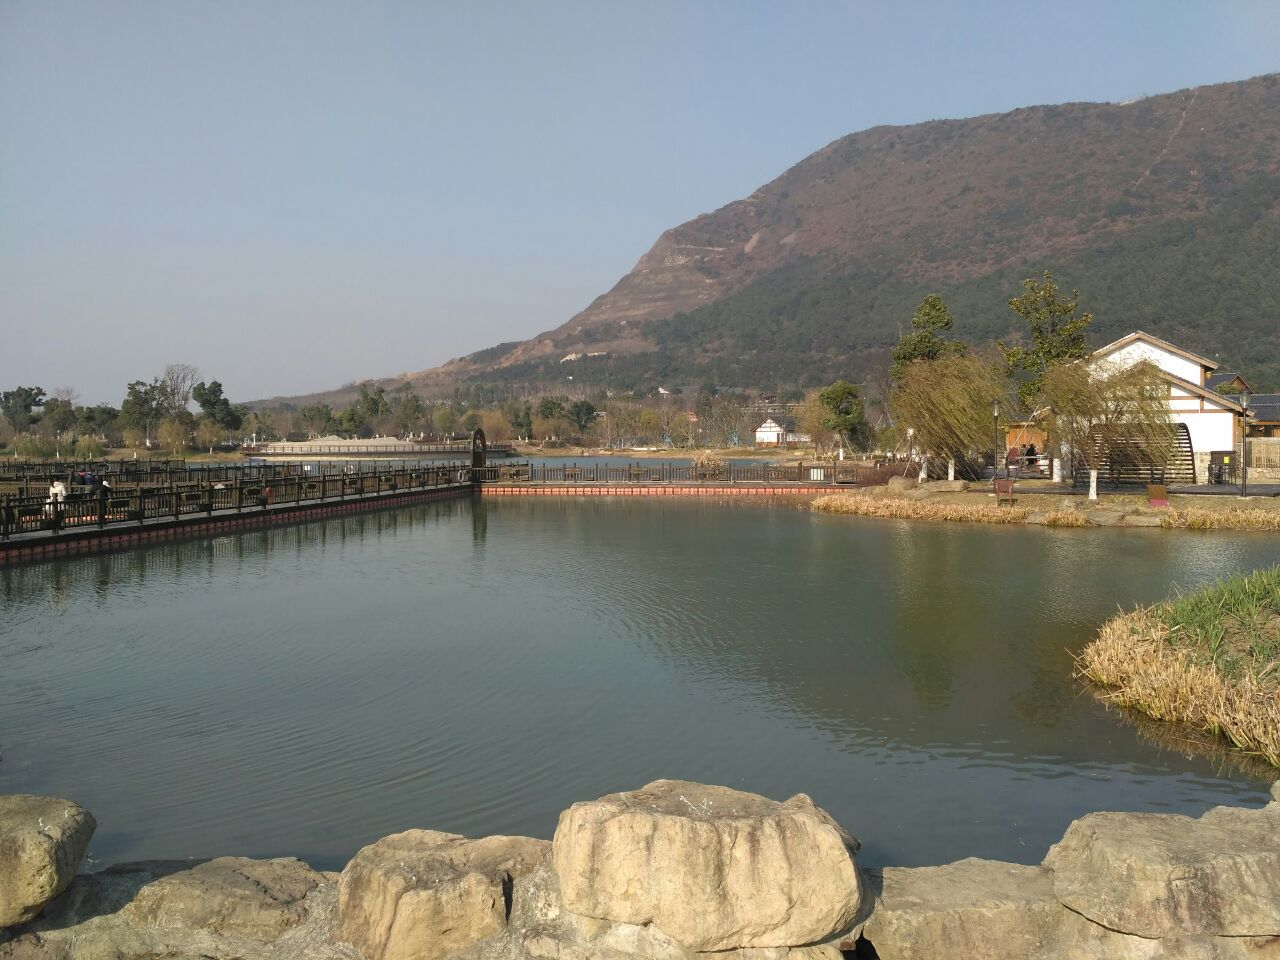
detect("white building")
[754,416,810,448]
[1089,331,1245,482]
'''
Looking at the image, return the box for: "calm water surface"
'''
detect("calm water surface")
[1,498,1276,871]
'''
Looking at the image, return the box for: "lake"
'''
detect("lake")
[1,496,1276,872]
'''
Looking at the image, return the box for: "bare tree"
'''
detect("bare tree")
[161,364,200,420]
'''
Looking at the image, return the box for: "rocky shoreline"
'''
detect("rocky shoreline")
[3,778,1280,960]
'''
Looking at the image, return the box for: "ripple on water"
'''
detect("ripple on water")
[0,497,1276,870]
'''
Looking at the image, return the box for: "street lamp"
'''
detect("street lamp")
[992,398,1001,487]
[1240,389,1251,498]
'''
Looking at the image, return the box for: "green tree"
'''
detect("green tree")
[1,386,46,431]
[40,397,79,436]
[297,403,335,438]
[536,396,566,421]
[435,406,458,436]
[508,401,533,440]
[119,380,165,445]
[999,270,1094,405]
[890,294,967,381]
[391,391,428,435]
[817,380,870,451]
[192,380,244,431]
[567,399,597,433]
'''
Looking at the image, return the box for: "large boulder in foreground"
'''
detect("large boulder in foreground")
[551,780,863,952]
[861,859,1063,960]
[337,829,548,960]
[1044,801,1280,938]
[0,856,343,959]
[0,796,96,928]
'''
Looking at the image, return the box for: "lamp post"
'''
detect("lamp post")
[992,398,1001,489]
[1240,389,1251,498]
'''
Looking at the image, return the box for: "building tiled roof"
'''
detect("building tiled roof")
[756,415,798,432]
[1206,371,1254,393]
[1248,394,1280,423]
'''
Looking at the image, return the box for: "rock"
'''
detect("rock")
[922,480,968,493]
[1120,514,1165,527]
[1083,510,1126,526]
[120,856,323,939]
[1055,909,1280,959]
[1026,512,1049,524]
[860,859,1062,960]
[901,488,932,501]
[0,796,96,928]
[1044,803,1280,938]
[1,857,346,960]
[886,476,917,493]
[337,829,548,960]
[1271,780,1279,803]
[552,780,863,952]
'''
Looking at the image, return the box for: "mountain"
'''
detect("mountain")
[270,72,1280,407]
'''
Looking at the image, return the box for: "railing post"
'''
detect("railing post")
[1,494,9,541]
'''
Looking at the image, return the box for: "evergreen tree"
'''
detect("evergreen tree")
[999,270,1093,405]
[890,294,967,381]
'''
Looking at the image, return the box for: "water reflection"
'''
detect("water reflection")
[1,498,1276,873]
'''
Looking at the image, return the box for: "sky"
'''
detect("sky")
[2,1,1278,404]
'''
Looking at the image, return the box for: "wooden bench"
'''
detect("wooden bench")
[994,478,1017,506]
[1147,483,1169,508]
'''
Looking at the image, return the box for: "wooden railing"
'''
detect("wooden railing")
[1,462,467,541]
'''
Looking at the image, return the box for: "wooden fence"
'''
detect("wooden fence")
[1247,438,1280,470]
[1,463,466,541]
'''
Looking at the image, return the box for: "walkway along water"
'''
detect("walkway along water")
[0,449,908,565]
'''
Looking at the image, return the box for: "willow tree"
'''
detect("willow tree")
[890,353,1011,476]
[1039,360,1174,481]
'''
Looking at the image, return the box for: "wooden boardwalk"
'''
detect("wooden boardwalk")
[1,452,910,566]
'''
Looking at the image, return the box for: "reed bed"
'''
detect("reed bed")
[811,493,1029,524]
[1078,567,1280,767]
[1162,507,1280,531]
[1041,509,1092,527]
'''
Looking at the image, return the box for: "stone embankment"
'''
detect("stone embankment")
[3,778,1280,959]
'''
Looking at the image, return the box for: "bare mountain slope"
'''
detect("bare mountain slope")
[267,72,1280,406]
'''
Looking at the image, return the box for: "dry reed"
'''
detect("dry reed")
[1078,607,1280,768]
[811,493,1029,524]
[1041,510,1092,527]
[1162,507,1280,531]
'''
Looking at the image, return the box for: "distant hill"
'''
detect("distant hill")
[268,72,1280,407]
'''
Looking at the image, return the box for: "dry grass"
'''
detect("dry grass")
[1078,568,1280,767]
[1042,509,1092,527]
[1163,507,1280,531]
[811,493,1029,524]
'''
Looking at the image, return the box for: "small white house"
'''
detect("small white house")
[1089,331,1245,482]
[754,416,810,448]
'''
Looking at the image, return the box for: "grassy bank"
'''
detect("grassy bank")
[1078,567,1280,766]
[811,492,1030,524]
[1162,508,1280,531]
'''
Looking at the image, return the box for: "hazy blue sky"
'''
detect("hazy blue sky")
[2,1,1278,403]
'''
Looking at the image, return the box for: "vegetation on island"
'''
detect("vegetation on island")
[1079,567,1280,767]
